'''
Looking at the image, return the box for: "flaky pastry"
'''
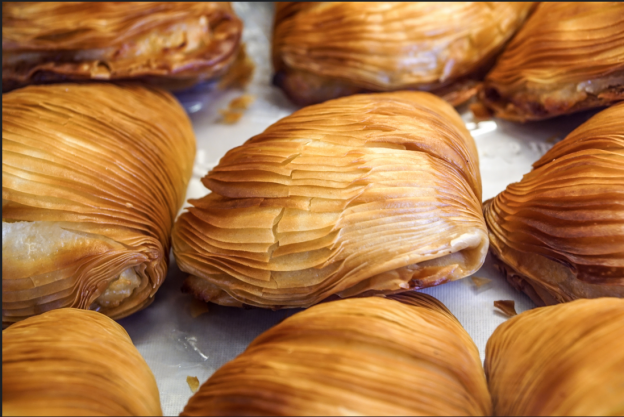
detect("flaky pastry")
[181,292,492,416]
[2,2,242,92]
[485,298,624,416]
[2,84,196,325]
[272,2,535,106]
[2,308,162,416]
[173,92,488,309]
[480,2,624,121]
[483,102,624,306]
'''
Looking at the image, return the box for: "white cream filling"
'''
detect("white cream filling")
[95,267,141,308]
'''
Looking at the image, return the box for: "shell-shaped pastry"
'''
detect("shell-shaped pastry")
[272,2,535,106]
[172,92,488,309]
[2,308,162,416]
[181,292,492,416]
[480,2,624,121]
[2,84,196,325]
[483,103,624,306]
[485,298,624,416]
[2,2,242,92]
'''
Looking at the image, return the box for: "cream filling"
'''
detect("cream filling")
[95,268,141,309]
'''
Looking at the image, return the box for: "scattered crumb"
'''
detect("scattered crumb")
[545,134,561,144]
[186,376,200,393]
[471,276,491,289]
[218,43,255,90]
[219,94,256,124]
[494,300,517,317]
[219,108,244,124]
[189,298,210,318]
[470,102,493,121]
[229,94,255,110]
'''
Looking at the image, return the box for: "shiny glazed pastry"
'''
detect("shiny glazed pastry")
[2,308,162,416]
[2,2,242,92]
[181,292,492,416]
[483,103,624,306]
[485,298,624,416]
[173,92,488,309]
[480,2,624,121]
[272,2,535,106]
[2,84,196,326]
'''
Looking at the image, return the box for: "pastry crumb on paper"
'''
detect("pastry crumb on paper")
[187,376,200,393]
[219,94,256,124]
[494,300,517,317]
[471,276,491,288]
[189,299,210,318]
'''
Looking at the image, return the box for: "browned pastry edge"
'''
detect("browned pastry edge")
[2,8,242,93]
[273,68,481,107]
[480,81,624,122]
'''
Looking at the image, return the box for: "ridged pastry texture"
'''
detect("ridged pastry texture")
[2,84,196,326]
[2,2,242,92]
[2,308,162,416]
[272,2,535,106]
[480,2,624,121]
[485,298,624,416]
[483,102,624,306]
[172,92,488,309]
[181,292,492,416]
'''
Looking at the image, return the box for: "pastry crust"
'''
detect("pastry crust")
[2,2,242,92]
[181,293,492,416]
[272,2,535,106]
[173,92,488,309]
[2,84,196,325]
[2,308,162,416]
[480,2,624,121]
[485,298,624,416]
[483,102,624,306]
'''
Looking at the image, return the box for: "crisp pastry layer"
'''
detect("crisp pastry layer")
[172,92,488,309]
[483,102,624,306]
[480,2,624,121]
[272,2,535,106]
[2,84,196,325]
[181,292,492,416]
[2,308,162,416]
[2,2,242,92]
[485,298,624,416]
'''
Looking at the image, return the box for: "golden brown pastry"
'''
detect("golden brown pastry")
[480,2,624,121]
[485,298,624,416]
[172,91,488,309]
[483,102,624,306]
[272,2,535,106]
[2,84,196,326]
[2,308,162,416]
[182,292,492,416]
[2,2,242,92]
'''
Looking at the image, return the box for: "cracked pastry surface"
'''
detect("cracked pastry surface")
[480,2,624,121]
[2,83,196,326]
[2,2,243,92]
[172,91,488,309]
[483,102,624,306]
[2,308,162,416]
[272,2,535,106]
[485,298,624,416]
[181,292,492,416]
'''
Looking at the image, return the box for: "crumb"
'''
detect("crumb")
[219,108,244,124]
[545,134,561,144]
[218,43,255,90]
[219,94,256,124]
[470,102,493,121]
[494,300,517,317]
[471,276,491,289]
[189,298,210,318]
[186,376,200,393]
[229,94,255,110]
